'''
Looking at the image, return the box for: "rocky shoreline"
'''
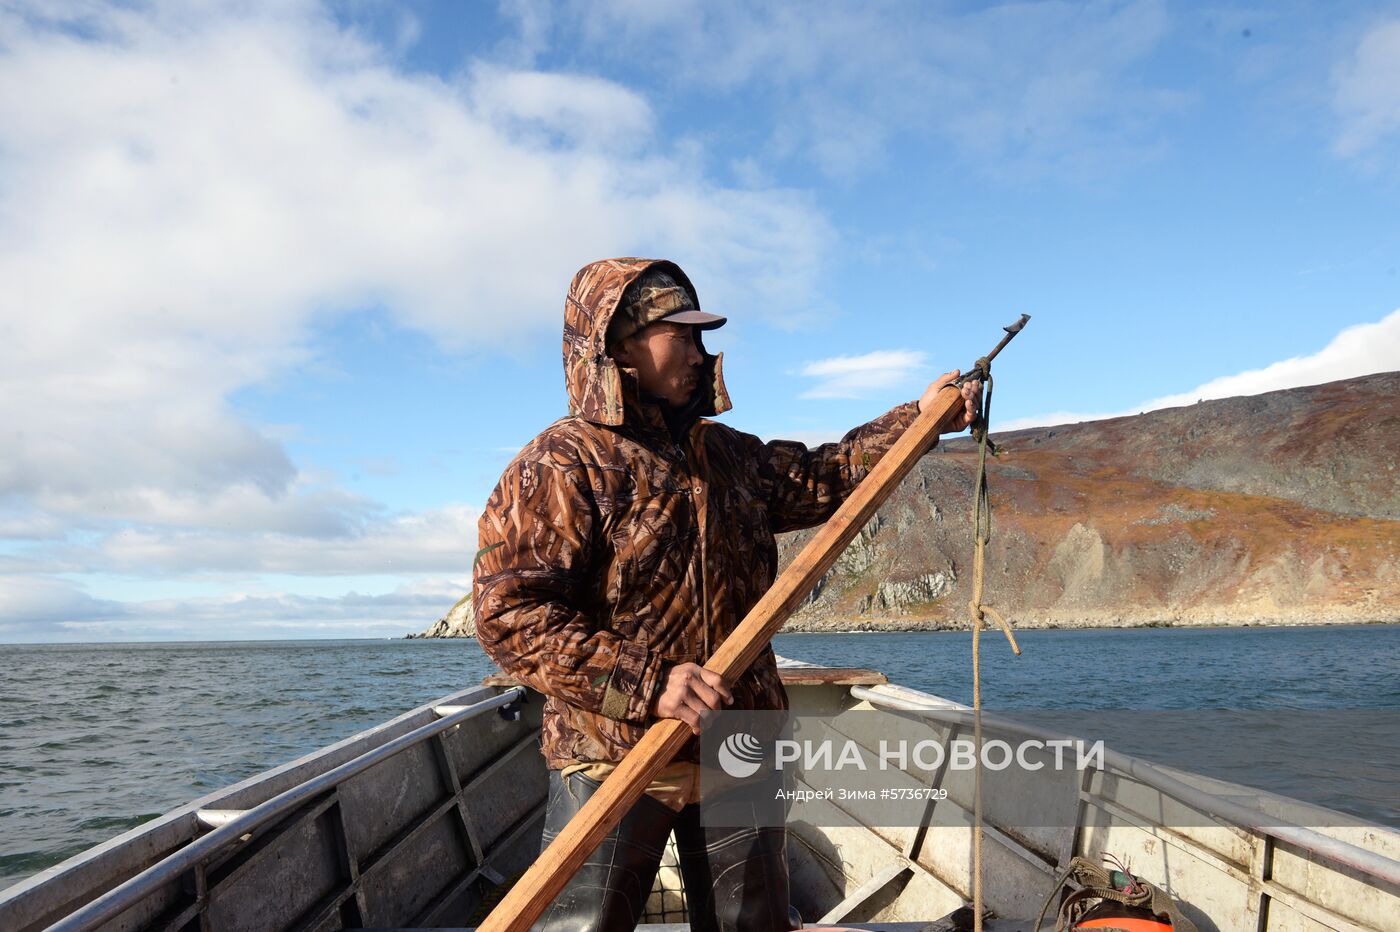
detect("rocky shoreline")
[407,593,1397,639]
[776,611,1400,634]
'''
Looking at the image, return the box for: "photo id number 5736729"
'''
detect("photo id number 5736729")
[878,788,949,801]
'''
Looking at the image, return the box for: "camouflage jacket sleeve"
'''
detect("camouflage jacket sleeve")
[472,455,664,724]
[746,399,927,533]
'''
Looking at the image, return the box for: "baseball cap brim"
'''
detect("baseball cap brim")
[660,309,727,330]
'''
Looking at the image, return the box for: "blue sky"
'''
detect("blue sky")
[1,0,1398,642]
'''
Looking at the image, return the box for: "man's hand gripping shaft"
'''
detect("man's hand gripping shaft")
[650,662,734,735]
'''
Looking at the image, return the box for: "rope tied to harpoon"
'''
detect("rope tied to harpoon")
[966,364,1021,932]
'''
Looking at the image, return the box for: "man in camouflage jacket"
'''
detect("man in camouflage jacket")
[473,257,978,931]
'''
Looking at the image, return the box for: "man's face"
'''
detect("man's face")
[611,321,704,406]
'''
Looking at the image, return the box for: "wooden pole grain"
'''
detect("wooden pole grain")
[476,383,973,932]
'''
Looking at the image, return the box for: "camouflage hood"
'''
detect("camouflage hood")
[563,257,732,426]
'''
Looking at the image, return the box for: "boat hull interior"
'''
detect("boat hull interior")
[2,662,1397,932]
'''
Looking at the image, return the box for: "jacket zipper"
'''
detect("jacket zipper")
[675,432,710,665]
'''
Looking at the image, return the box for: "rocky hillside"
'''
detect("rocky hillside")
[418,373,1400,636]
[782,371,1399,630]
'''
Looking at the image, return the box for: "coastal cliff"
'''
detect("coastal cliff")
[409,593,475,638]
[417,372,1400,637]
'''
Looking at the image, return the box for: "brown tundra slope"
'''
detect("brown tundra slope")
[781,371,1400,630]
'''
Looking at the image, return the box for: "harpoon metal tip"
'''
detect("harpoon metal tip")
[1004,313,1030,333]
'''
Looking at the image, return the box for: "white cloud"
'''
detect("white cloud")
[91,504,480,576]
[0,0,834,638]
[1333,18,1400,160]
[469,62,654,151]
[0,574,466,642]
[0,0,830,518]
[0,576,129,635]
[512,0,1180,180]
[998,308,1400,431]
[798,349,929,399]
[4,499,477,580]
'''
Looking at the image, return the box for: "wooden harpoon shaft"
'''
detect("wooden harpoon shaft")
[478,383,971,932]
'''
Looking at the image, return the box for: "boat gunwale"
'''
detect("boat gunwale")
[0,682,517,931]
[5,659,1399,931]
[848,682,1400,891]
[38,687,526,932]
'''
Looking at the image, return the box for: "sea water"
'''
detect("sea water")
[1,624,1397,888]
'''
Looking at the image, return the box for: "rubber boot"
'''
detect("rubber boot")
[673,805,802,932]
[532,770,679,932]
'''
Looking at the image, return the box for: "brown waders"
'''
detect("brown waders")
[532,770,801,932]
